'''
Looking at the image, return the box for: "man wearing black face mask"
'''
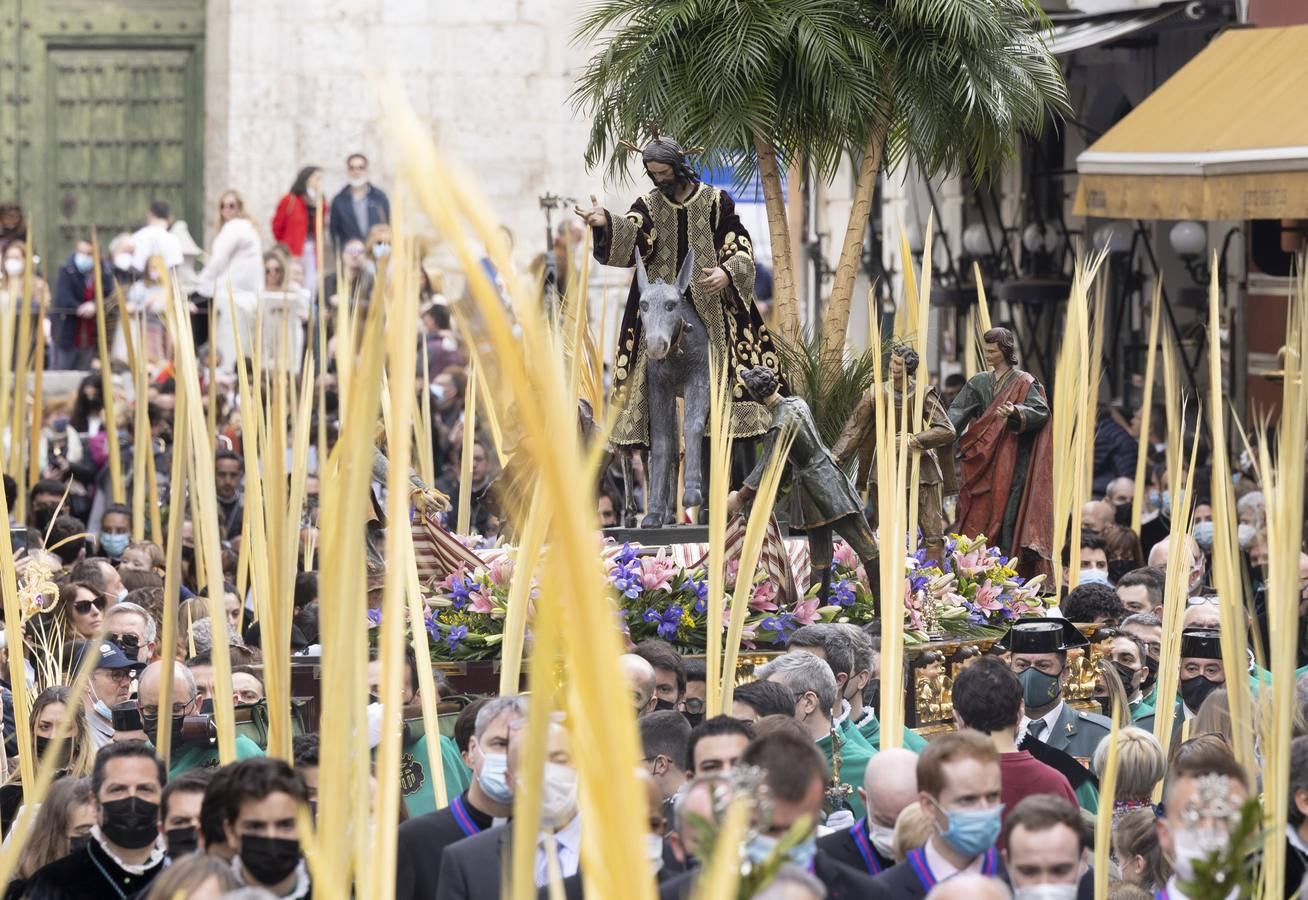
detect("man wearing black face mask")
[222,758,312,898]
[679,659,707,727]
[634,639,686,713]
[1178,628,1226,720]
[160,769,210,859]
[23,741,167,898]
[136,660,263,776]
[998,619,1111,766]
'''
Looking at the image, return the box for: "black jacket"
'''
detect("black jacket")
[19,839,164,899]
[328,184,390,249]
[51,255,110,348]
[817,820,893,878]
[658,849,889,900]
[396,792,495,900]
[434,824,586,900]
[871,849,1009,900]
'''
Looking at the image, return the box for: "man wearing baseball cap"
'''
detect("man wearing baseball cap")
[71,639,146,749]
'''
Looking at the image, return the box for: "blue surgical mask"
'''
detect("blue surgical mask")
[745,833,816,869]
[1017,666,1061,709]
[74,252,94,274]
[94,699,113,720]
[100,533,130,558]
[933,801,1003,857]
[477,751,513,804]
[1077,568,1110,587]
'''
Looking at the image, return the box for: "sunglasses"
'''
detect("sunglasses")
[681,698,705,714]
[73,596,107,615]
[108,632,141,655]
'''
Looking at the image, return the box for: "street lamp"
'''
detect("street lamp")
[1091,220,1134,255]
[1168,220,1213,284]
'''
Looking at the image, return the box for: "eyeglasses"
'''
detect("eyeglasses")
[73,596,107,615]
[139,701,191,724]
[681,698,705,715]
[102,669,135,684]
[1185,594,1220,607]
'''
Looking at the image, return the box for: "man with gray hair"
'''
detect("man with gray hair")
[104,600,157,663]
[755,651,875,819]
[396,695,526,900]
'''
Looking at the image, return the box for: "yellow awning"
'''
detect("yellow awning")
[1073,24,1308,220]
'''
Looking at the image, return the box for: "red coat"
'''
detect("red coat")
[271,193,318,257]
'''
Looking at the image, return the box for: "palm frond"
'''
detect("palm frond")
[771,330,891,448]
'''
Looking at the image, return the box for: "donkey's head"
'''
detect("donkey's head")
[636,249,696,362]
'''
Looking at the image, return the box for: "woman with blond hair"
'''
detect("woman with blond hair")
[1091,725,1166,819]
[196,189,263,372]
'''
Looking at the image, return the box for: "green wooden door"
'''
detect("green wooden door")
[2,1,205,267]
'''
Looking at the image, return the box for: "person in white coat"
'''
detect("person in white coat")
[196,189,263,372]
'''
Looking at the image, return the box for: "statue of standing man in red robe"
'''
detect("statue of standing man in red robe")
[947,327,1054,579]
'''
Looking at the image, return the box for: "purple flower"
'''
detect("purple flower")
[761,612,798,641]
[425,616,440,644]
[617,543,639,566]
[446,625,468,652]
[643,605,683,640]
[366,609,381,627]
[833,579,856,607]
[909,574,929,595]
[449,577,472,609]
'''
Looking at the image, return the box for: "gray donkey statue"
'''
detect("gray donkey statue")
[634,248,708,527]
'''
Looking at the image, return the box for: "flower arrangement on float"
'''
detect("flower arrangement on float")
[367,534,1051,662]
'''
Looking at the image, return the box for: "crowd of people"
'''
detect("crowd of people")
[0,152,1306,900]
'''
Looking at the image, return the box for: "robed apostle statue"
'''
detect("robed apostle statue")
[575,138,781,448]
[832,344,956,566]
[947,327,1054,578]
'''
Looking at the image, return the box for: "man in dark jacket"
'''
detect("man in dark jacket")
[21,742,167,899]
[50,238,110,371]
[659,730,887,899]
[328,153,390,251]
[396,696,524,900]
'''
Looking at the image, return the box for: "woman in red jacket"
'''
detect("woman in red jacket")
[271,165,323,292]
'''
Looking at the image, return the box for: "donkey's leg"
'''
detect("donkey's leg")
[681,374,708,510]
[642,373,673,528]
[619,447,639,528]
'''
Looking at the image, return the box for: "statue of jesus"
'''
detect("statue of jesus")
[574,137,781,450]
[947,327,1054,578]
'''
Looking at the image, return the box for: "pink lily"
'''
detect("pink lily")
[833,540,860,571]
[749,580,780,612]
[468,590,495,615]
[791,596,820,626]
[639,551,678,592]
[953,546,991,578]
[488,555,515,589]
[973,579,1004,611]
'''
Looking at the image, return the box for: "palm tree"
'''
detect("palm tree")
[572,0,1067,356]
[820,1,1068,365]
[572,0,884,343]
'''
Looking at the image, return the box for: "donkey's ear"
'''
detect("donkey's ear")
[675,248,696,295]
[634,250,650,294]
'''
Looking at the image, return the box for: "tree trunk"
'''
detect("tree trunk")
[819,128,886,369]
[754,135,800,343]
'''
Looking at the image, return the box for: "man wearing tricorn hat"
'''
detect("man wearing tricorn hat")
[576,136,781,450]
[1177,628,1225,720]
[995,619,1111,764]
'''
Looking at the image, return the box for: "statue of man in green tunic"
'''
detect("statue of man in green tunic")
[574,137,782,450]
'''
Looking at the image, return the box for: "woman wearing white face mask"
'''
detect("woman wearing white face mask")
[0,240,49,356]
